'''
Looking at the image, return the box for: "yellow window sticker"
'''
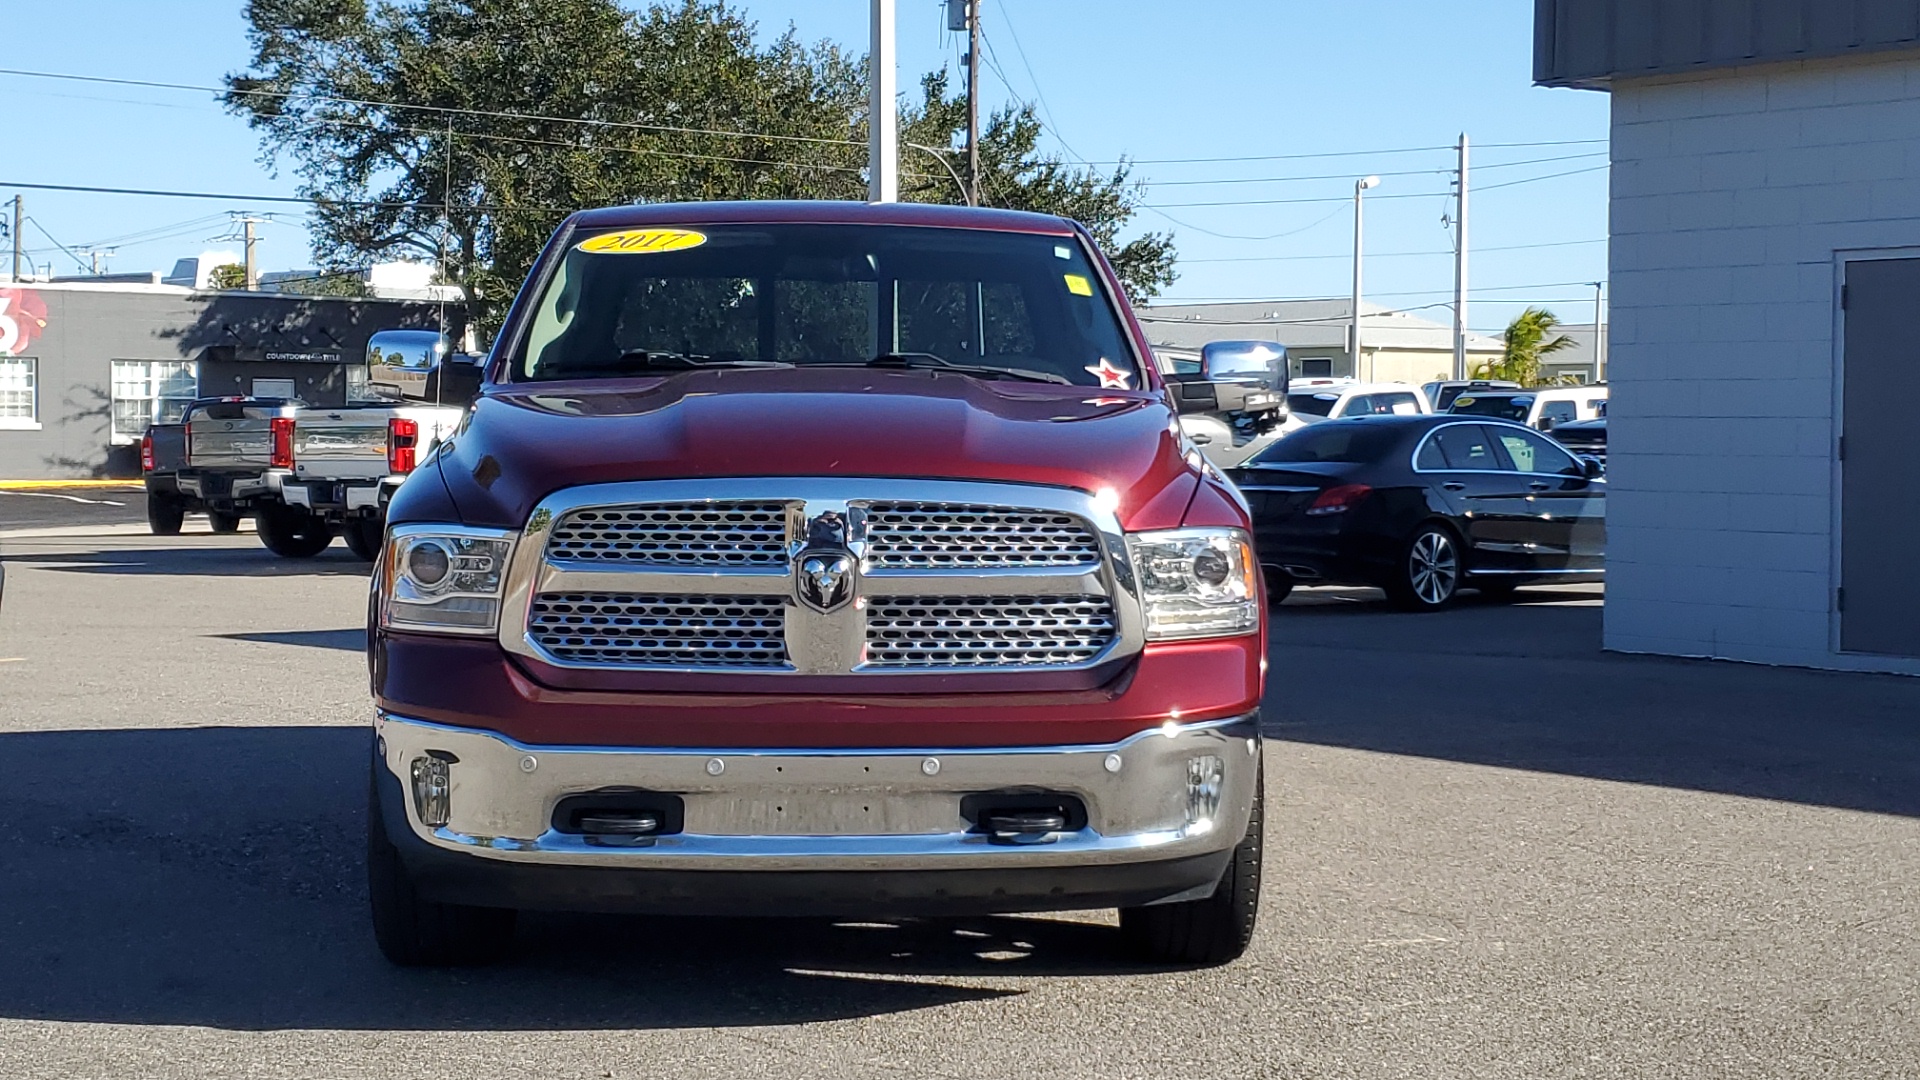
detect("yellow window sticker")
[577,228,708,255]
[1063,273,1094,296]
[1455,397,1476,406]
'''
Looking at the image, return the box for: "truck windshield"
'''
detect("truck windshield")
[1448,394,1532,421]
[515,223,1142,388]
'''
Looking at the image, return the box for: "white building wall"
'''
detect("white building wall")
[1606,52,1920,671]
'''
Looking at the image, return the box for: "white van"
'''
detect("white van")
[1446,386,1608,431]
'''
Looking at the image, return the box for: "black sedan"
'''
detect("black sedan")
[1224,415,1606,610]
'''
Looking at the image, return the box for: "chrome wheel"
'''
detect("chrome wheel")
[1407,530,1458,607]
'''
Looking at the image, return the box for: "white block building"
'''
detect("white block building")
[1537,0,1920,672]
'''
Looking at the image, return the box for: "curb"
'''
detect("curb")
[0,480,144,490]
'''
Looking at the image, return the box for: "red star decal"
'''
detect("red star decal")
[1084,359,1132,389]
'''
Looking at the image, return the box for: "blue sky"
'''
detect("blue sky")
[1,0,1610,333]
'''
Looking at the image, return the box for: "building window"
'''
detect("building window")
[110,360,198,444]
[0,356,37,429]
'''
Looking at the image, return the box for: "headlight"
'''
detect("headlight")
[379,525,515,635]
[1125,527,1259,641]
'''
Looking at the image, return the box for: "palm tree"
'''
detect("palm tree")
[1473,308,1577,387]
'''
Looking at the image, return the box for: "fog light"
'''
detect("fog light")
[1186,755,1224,829]
[410,756,451,827]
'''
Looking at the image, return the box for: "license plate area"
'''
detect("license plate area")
[693,790,957,836]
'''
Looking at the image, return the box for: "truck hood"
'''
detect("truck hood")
[432,367,1202,531]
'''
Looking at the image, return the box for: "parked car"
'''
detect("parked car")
[143,396,303,536]
[366,201,1267,968]
[1420,378,1521,412]
[1447,386,1608,431]
[1224,415,1605,610]
[1548,417,1607,468]
[1285,379,1432,427]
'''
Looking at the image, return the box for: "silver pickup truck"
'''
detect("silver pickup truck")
[264,402,463,558]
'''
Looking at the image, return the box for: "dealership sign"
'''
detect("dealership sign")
[0,288,47,356]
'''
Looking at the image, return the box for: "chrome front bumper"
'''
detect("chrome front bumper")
[375,712,1260,873]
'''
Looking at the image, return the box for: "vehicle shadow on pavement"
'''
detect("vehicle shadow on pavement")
[214,629,367,651]
[16,545,372,579]
[0,725,1165,1032]
[1265,603,1920,818]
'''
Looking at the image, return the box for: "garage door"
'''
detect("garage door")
[1841,257,1920,657]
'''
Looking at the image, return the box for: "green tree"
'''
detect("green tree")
[207,263,247,290]
[1474,307,1576,387]
[225,0,1175,332]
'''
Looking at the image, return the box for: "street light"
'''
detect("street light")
[1351,175,1380,381]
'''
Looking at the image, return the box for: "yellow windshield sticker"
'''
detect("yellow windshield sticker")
[578,228,708,255]
[1064,273,1094,296]
[1455,397,1476,406]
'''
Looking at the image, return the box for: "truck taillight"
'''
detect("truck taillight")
[140,433,155,473]
[389,417,419,475]
[270,417,296,469]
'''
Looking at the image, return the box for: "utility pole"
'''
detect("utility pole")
[868,0,898,202]
[1591,280,1606,383]
[243,216,259,290]
[1452,133,1470,382]
[1351,175,1380,381]
[967,0,982,208]
[10,196,21,282]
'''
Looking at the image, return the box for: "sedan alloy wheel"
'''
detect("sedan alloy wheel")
[1391,526,1460,611]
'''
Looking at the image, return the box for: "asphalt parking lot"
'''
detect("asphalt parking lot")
[1,526,1917,1079]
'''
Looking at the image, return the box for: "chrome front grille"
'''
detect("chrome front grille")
[528,593,789,668]
[863,596,1118,669]
[866,503,1101,569]
[546,502,788,567]
[509,480,1139,676]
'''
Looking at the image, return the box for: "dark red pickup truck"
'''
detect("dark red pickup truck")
[366,201,1267,966]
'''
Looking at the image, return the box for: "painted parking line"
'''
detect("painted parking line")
[0,658,24,664]
[0,480,140,490]
[0,490,127,506]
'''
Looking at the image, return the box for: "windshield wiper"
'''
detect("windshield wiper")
[615,350,793,370]
[543,350,790,378]
[860,352,1071,384]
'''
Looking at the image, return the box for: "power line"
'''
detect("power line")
[25,217,87,273]
[0,66,870,150]
[1142,151,1606,189]
[1141,203,1350,242]
[1153,279,1606,303]
[1141,161,1606,209]
[1180,237,1607,264]
[1472,163,1610,192]
[1144,188,1453,210]
[0,178,576,214]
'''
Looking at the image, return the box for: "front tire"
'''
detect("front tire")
[1386,524,1461,611]
[344,518,383,561]
[256,504,333,558]
[146,491,184,536]
[1118,765,1264,966]
[367,766,516,967]
[1263,569,1294,608]
[208,511,243,534]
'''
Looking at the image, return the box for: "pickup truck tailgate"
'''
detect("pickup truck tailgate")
[186,418,275,469]
[293,414,392,481]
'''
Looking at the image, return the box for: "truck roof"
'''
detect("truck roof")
[566,200,1081,237]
